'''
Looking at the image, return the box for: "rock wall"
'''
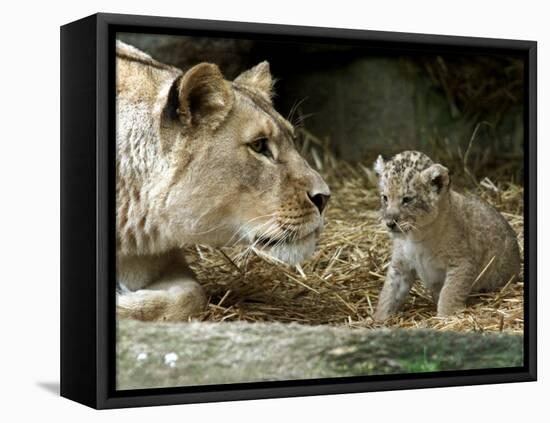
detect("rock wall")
[116,33,524,177]
[117,320,523,390]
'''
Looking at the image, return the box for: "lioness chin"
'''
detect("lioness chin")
[116,41,330,322]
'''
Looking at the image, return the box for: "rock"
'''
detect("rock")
[275,57,452,159]
[117,33,254,78]
[116,320,523,390]
[116,35,524,177]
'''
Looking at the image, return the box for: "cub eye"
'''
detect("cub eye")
[402,196,414,205]
[248,137,272,158]
[381,195,388,203]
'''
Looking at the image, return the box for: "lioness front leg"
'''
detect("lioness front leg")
[436,262,476,317]
[117,251,207,322]
[117,278,206,322]
[374,258,415,321]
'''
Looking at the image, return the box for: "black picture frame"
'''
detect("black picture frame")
[60,12,537,409]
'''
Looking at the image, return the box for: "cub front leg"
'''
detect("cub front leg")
[374,256,415,321]
[437,261,476,317]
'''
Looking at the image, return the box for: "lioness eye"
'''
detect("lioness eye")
[402,196,413,205]
[381,195,388,203]
[249,137,272,158]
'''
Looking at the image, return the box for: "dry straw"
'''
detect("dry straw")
[186,131,524,334]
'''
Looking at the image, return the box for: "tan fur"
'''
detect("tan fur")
[373,151,520,320]
[115,41,330,321]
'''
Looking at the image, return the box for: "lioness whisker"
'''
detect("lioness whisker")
[233,220,280,264]
[223,213,278,248]
[291,223,304,243]
[293,112,314,128]
[270,227,291,251]
[287,96,308,124]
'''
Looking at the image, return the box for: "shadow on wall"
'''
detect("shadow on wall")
[117,33,524,181]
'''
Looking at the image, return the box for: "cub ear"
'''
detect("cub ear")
[177,63,234,131]
[233,61,274,102]
[373,155,385,176]
[422,164,450,193]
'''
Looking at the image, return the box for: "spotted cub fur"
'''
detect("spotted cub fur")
[373,151,520,319]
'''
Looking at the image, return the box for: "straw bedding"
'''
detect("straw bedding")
[185,142,524,334]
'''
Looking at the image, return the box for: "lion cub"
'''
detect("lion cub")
[373,151,520,320]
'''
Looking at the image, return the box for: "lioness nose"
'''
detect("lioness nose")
[303,161,330,213]
[308,192,330,214]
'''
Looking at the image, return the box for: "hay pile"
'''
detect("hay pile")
[185,138,524,334]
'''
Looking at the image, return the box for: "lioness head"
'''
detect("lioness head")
[157,61,330,264]
[374,151,450,236]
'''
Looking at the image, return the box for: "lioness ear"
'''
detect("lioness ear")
[233,61,274,102]
[373,155,385,176]
[422,164,450,193]
[177,63,233,131]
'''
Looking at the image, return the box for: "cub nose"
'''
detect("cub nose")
[308,192,330,214]
[386,220,397,230]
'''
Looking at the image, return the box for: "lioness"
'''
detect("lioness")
[373,151,520,320]
[116,41,330,321]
